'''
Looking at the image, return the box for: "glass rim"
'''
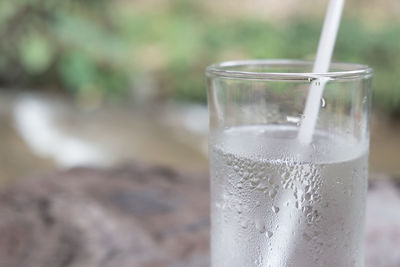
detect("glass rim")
[206,59,373,81]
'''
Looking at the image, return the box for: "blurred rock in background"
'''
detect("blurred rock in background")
[0,164,398,267]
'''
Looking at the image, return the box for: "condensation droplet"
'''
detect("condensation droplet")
[240,218,248,229]
[256,180,268,191]
[303,232,312,241]
[320,97,326,108]
[269,189,277,199]
[272,206,280,214]
[255,219,266,233]
[305,185,311,193]
[266,231,273,238]
[286,116,301,124]
[348,188,353,196]
[236,204,242,214]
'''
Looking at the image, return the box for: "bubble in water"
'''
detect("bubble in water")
[272,206,280,214]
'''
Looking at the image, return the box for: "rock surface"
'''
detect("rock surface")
[0,163,398,267]
[366,180,400,267]
[0,164,210,267]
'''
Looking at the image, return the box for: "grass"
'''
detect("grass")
[0,0,399,116]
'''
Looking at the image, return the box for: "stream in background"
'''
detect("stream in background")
[0,91,398,185]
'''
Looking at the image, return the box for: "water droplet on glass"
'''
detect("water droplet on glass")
[250,177,260,186]
[320,98,326,108]
[255,219,266,233]
[303,232,312,241]
[236,204,242,214]
[256,180,268,191]
[304,205,312,214]
[272,206,280,214]
[305,185,311,193]
[237,182,243,189]
[240,218,248,229]
[266,231,273,238]
[268,177,274,185]
[286,116,300,124]
[269,189,277,199]
[283,181,290,189]
[307,213,313,223]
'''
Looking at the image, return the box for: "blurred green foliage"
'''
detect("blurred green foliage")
[0,0,399,115]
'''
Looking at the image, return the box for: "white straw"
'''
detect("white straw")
[297,0,346,144]
[266,1,346,265]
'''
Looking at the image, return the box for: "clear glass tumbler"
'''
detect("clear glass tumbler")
[206,60,373,267]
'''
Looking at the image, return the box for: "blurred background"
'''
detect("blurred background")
[0,0,399,183]
[0,0,399,266]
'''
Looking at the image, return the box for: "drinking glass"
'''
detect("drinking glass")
[206,60,373,267]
